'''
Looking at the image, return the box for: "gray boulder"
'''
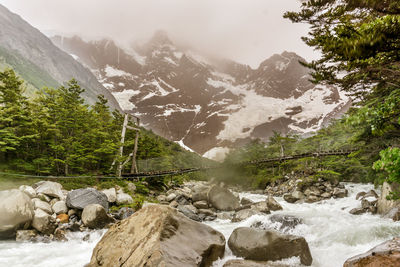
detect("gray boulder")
[283,191,304,203]
[251,201,270,214]
[35,181,64,199]
[333,188,348,198]
[31,209,56,235]
[52,201,68,215]
[66,188,108,211]
[32,198,52,214]
[228,227,312,266]
[116,189,133,205]
[356,191,366,200]
[88,204,225,267]
[232,209,263,222]
[177,205,201,222]
[166,193,177,202]
[82,204,114,229]
[193,200,209,209]
[0,189,34,239]
[208,185,240,211]
[101,188,117,203]
[240,197,254,206]
[191,184,210,202]
[267,196,282,211]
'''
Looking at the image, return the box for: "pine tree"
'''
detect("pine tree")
[0,69,33,159]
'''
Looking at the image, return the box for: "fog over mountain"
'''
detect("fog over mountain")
[0,0,347,160]
[0,0,315,68]
[51,32,350,160]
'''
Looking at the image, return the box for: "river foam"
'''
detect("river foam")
[0,230,104,267]
[206,183,400,266]
[1,183,399,267]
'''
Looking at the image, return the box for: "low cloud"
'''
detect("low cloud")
[0,0,316,67]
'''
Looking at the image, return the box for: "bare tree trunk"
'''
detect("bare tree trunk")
[117,113,129,177]
[131,130,139,174]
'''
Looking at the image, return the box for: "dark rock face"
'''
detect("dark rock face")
[343,237,400,267]
[228,227,313,266]
[66,188,108,211]
[52,33,351,156]
[88,204,225,267]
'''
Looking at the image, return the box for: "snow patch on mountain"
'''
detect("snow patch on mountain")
[203,147,230,162]
[112,89,140,110]
[104,65,131,77]
[176,140,195,153]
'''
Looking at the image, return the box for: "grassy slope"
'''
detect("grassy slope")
[0,47,60,96]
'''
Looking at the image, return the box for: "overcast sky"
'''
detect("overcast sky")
[0,0,316,68]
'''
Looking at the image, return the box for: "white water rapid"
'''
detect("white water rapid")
[1,183,399,267]
[206,183,400,266]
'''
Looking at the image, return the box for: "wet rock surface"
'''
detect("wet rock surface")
[0,189,34,239]
[88,204,226,267]
[66,188,109,211]
[228,227,313,266]
[343,237,400,267]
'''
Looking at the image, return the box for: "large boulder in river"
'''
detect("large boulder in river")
[35,181,64,199]
[377,181,400,215]
[82,204,114,229]
[208,185,240,211]
[0,189,34,239]
[66,188,108,211]
[343,237,400,267]
[267,196,283,211]
[228,227,312,266]
[88,204,225,267]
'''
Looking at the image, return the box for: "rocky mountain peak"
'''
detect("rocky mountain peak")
[146,30,173,48]
[52,34,351,159]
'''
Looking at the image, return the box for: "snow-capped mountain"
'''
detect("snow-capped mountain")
[52,31,351,160]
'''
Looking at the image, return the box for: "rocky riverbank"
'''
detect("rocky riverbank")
[0,181,137,242]
[1,178,400,266]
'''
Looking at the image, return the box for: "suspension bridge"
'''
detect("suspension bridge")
[120,149,359,180]
[1,149,359,181]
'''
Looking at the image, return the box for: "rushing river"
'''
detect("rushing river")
[1,183,400,267]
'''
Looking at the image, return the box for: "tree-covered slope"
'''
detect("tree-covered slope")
[0,4,120,110]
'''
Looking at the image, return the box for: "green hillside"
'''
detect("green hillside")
[0,47,59,97]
